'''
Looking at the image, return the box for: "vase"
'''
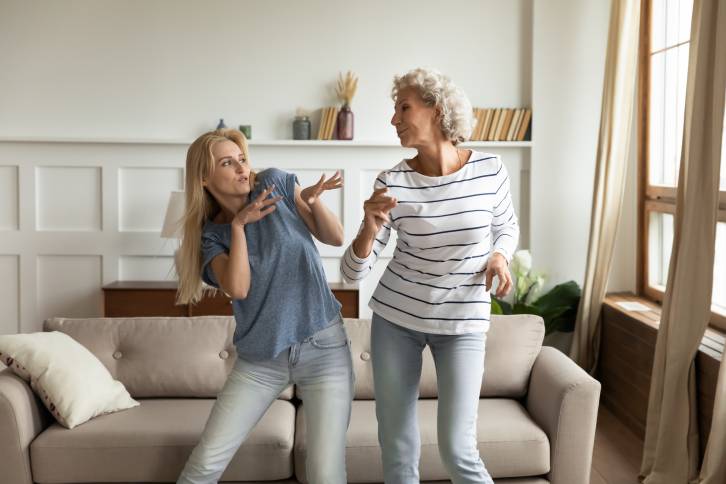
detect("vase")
[293,116,311,140]
[336,104,354,140]
[238,125,252,140]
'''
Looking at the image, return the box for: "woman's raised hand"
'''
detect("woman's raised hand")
[301,171,344,205]
[363,187,397,234]
[233,185,283,227]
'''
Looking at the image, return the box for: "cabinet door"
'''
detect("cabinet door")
[333,290,359,318]
[104,290,187,317]
[189,291,234,316]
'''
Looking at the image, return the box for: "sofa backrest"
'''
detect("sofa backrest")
[346,314,544,399]
[44,316,294,399]
[45,314,543,400]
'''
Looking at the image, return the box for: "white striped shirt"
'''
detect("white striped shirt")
[341,152,519,334]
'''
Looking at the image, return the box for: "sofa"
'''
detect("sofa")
[0,314,600,484]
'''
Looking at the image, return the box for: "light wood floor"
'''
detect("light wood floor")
[591,406,643,484]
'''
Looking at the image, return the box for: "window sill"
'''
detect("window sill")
[604,293,724,361]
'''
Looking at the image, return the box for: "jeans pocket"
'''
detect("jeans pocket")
[310,323,348,349]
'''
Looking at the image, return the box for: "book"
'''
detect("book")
[322,107,332,140]
[499,109,514,141]
[480,109,493,141]
[316,108,327,140]
[487,108,501,141]
[317,107,339,140]
[494,108,509,141]
[516,109,532,141]
[474,109,487,141]
[507,109,523,141]
[472,108,482,141]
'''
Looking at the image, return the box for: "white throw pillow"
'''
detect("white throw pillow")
[0,331,139,429]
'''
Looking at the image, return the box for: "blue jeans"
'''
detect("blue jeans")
[371,313,494,484]
[177,320,354,484]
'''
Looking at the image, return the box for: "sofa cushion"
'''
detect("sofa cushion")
[0,331,138,429]
[30,398,295,483]
[294,398,549,483]
[44,317,293,399]
[346,315,544,399]
[479,314,545,397]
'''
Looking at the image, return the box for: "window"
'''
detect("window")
[639,0,726,330]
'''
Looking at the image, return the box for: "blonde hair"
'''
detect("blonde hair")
[391,67,474,145]
[176,129,256,305]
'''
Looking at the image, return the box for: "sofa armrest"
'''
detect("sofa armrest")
[0,368,52,484]
[525,346,601,484]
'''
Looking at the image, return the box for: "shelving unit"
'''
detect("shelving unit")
[0,137,532,148]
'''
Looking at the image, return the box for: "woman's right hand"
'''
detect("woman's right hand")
[362,187,397,235]
[233,185,283,228]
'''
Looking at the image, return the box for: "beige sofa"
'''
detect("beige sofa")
[0,315,600,484]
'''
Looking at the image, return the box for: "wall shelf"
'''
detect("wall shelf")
[0,137,532,148]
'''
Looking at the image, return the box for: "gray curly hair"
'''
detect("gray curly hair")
[391,68,474,145]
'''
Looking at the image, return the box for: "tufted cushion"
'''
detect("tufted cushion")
[44,317,293,399]
[31,398,295,482]
[294,399,549,482]
[345,314,544,399]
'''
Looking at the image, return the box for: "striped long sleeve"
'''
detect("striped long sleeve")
[490,161,520,262]
[341,173,391,282]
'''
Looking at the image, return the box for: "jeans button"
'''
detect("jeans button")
[360,351,371,361]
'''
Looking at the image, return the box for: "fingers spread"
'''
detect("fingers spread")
[326,171,342,184]
[260,205,277,218]
[261,195,283,208]
[254,184,276,203]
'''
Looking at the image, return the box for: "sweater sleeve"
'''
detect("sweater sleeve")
[341,171,392,282]
[490,156,520,262]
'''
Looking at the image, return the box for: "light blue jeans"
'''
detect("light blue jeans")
[371,313,494,484]
[177,320,354,484]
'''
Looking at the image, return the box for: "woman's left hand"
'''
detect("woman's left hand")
[485,253,512,298]
[301,171,343,206]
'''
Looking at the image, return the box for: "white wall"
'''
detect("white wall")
[0,0,531,141]
[531,0,621,291]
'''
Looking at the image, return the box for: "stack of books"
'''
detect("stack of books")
[316,107,339,140]
[471,108,532,141]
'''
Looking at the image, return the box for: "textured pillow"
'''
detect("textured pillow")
[0,331,139,429]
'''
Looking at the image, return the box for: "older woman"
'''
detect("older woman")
[341,68,519,484]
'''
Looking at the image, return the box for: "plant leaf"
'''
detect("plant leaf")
[492,297,512,314]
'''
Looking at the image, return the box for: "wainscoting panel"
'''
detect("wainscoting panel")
[0,165,19,231]
[0,255,20,334]
[36,166,102,231]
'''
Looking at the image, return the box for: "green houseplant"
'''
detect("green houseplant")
[491,250,581,335]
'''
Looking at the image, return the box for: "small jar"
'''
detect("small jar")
[238,125,252,140]
[293,116,311,140]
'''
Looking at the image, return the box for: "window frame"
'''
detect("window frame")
[637,0,726,331]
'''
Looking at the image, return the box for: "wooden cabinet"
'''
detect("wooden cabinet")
[102,281,359,318]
